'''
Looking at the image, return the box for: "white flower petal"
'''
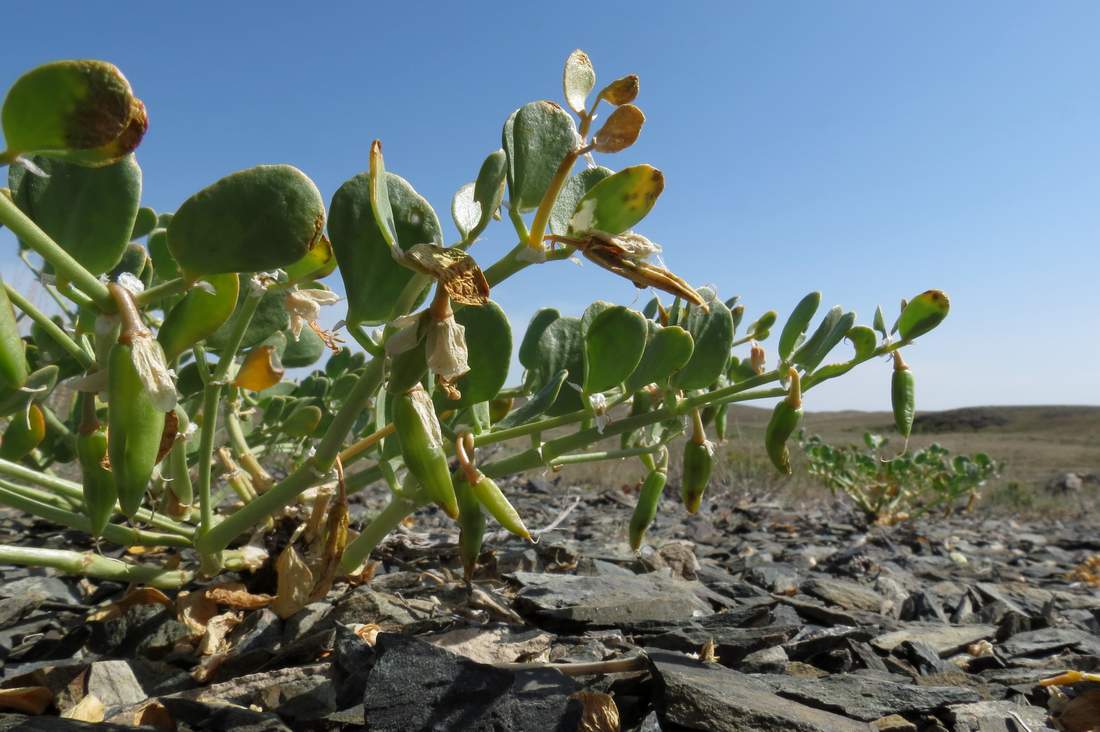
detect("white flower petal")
[426,317,469,382]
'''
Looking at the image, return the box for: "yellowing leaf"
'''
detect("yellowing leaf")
[234,344,284,391]
[272,545,313,619]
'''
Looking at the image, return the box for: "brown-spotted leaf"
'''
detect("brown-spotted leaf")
[88,587,172,623]
[593,105,645,153]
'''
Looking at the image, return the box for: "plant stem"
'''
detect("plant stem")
[134,277,187,307]
[3,283,95,369]
[0,481,190,547]
[547,444,662,468]
[0,193,113,311]
[225,397,273,491]
[339,488,425,572]
[0,545,192,588]
[527,148,583,249]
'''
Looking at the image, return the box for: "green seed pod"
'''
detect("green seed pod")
[467,472,530,540]
[896,290,950,340]
[765,369,803,475]
[891,352,915,441]
[1,60,146,164]
[0,403,46,460]
[714,403,729,442]
[107,342,166,516]
[393,385,459,519]
[167,165,325,278]
[76,396,115,538]
[455,475,486,581]
[680,439,713,514]
[167,405,193,506]
[488,397,513,424]
[620,389,655,449]
[157,274,240,362]
[281,404,322,437]
[0,278,28,390]
[629,467,668,551]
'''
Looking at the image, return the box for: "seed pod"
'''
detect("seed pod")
[891,352,915,442]
[629,467,667,551]
[1,60,146,164]
[0,279,27,390]
[714,404,729,442]
[167,405,193,506]
[393,384,459,519]
[896,290,949,340]
[488,397,513,424]
[157,273,240,362]
[467,472,530,540]
[281,404,322,437]
[765,369,803,475]
[234,344,284,391]
[455,476,486,581]
[680,440,713,514]
[76,397,115,537]
[0,403,45,460]
[107,342,166,516]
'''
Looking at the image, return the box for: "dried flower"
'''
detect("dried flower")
[285,287,341,341]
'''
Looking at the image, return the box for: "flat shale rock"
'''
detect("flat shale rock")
[947,700,1054,731]
[1000,627,1100,658]
[871,623,996,656]
[0,716,137,731]
[363,633,583,731]
[802,577,885,613]
[511,570,711,629]
[759,673,981,721]
[647,648,869,731]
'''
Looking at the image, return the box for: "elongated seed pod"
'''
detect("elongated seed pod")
[714,403,729,442]
[765,369,803,475]
[0,279,27,390]
[680,440,713,514]
[455,475,485,580]
[107,342,166,516]
[167,405,193,506]
[620,389,655,449]
[393,384,459,519]
[467,473,530,540]
[629,468,668,551]
[0,403,45,460]
[77,426,115,537]
[891,352,915,442]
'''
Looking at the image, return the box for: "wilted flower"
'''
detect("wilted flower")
[426,315,469,385]
[130,333,177,411]
[285,287,341,341]
[750,341,766,375]
[384,313,424,356]
[589,392,610,434]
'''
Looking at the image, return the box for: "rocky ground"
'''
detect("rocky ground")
[0,478,1097,731]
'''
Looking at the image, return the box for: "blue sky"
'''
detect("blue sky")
[2,2,1098,410]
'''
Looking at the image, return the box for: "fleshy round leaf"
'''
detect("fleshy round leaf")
[11,154,141,275]
[472,149,508,231]
[580,300,613,338]
[494,369,568,430]
[281,325,326,369]
[672,299,734,390]
[130,206,157,240]
[625,323,695,392]
[285,235,337,284]
[846,325,876,361]
[549,166,612,236]
[592,104,644,153]
[563,50,596,115]
[569,164,663,236]
[146,229,178,283]
[872,305,888,339]
[502,101,578,213]
[794,307,857,374]
[530,316,584,416]
[206,287,289,352]
[234,345,284,391]
[897,290,950,340]
[434,301,511,409]
[583,305,647,393]
[519,308,560,371]
[329,171,442,326]
[1,60,143,163]
[168,165,325,278]
[282,404,322,437]
[157,274,240,362]
[778,292,821,362]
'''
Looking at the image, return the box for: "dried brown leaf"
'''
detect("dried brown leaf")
[133,700,176,731]
[176,589,218,639]
[88,587,172,623]
[205,583,272,610]
[592,104,644,153]
[0,686,53,714]
[572,690,620,732]
[197,611,241,656]
[598,75,639,106]
[309,479,349,603]
[272,545,314,620]
[353,623,382,646]
[61,693,104,723]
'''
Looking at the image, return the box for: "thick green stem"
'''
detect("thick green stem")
[339,489,425,572]
[0,193,113,310]
[0,477,77,510]
[548,444,663,468]
[225,397,273,490]
[0,482,190,548]
[4,283,95,369]
[527,149,581,249]
[0,545,192,588]
[134,277,187,307]
[196,355,385,554]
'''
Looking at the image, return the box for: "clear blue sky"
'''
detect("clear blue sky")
[3,2,1098,410]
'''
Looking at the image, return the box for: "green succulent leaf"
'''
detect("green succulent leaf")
[794,306,857,374]
[281,326,327,369]
[872,305,888,339]
[494,369,568,430]
[672,298,734,390]
[625,322,695,392]
[130,206,157,240]
[580,300,614,338]
[519,308,560,372]
[451,183,480,240]
[897,290,950,340]
[583,305,647,393]
[778,292,820,362]
[469,148,508,239]
[329,171,442,326]
[168,164,324,278]
[206,287,289,352]
[530,316,584,415]
[284,235,337,284]
[0,365,57,418]
[846,325,877,361]
[549,166,613,236]
[10,154,141,276]
[435,300,511,409]
[502,101,578,213]
[569,164,663,236]
[146,229,178,282]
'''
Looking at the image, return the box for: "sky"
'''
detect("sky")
[2,2,1098,411]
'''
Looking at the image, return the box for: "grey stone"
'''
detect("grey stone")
[802,577,884,613]
[647,648,867,731]
[871,623,995,656]
[331,586,428,626]
[948,700,1054,731]
[0,575,81,606]
[85,659,146,708]
[0,715,137,731]
[511,570,712,629]
[1000,626,1098,657]
[739,645,789,673]
[282,601,333,643]
[745,564,801,594]
[363,633,582,731]
[760,673,981,721]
